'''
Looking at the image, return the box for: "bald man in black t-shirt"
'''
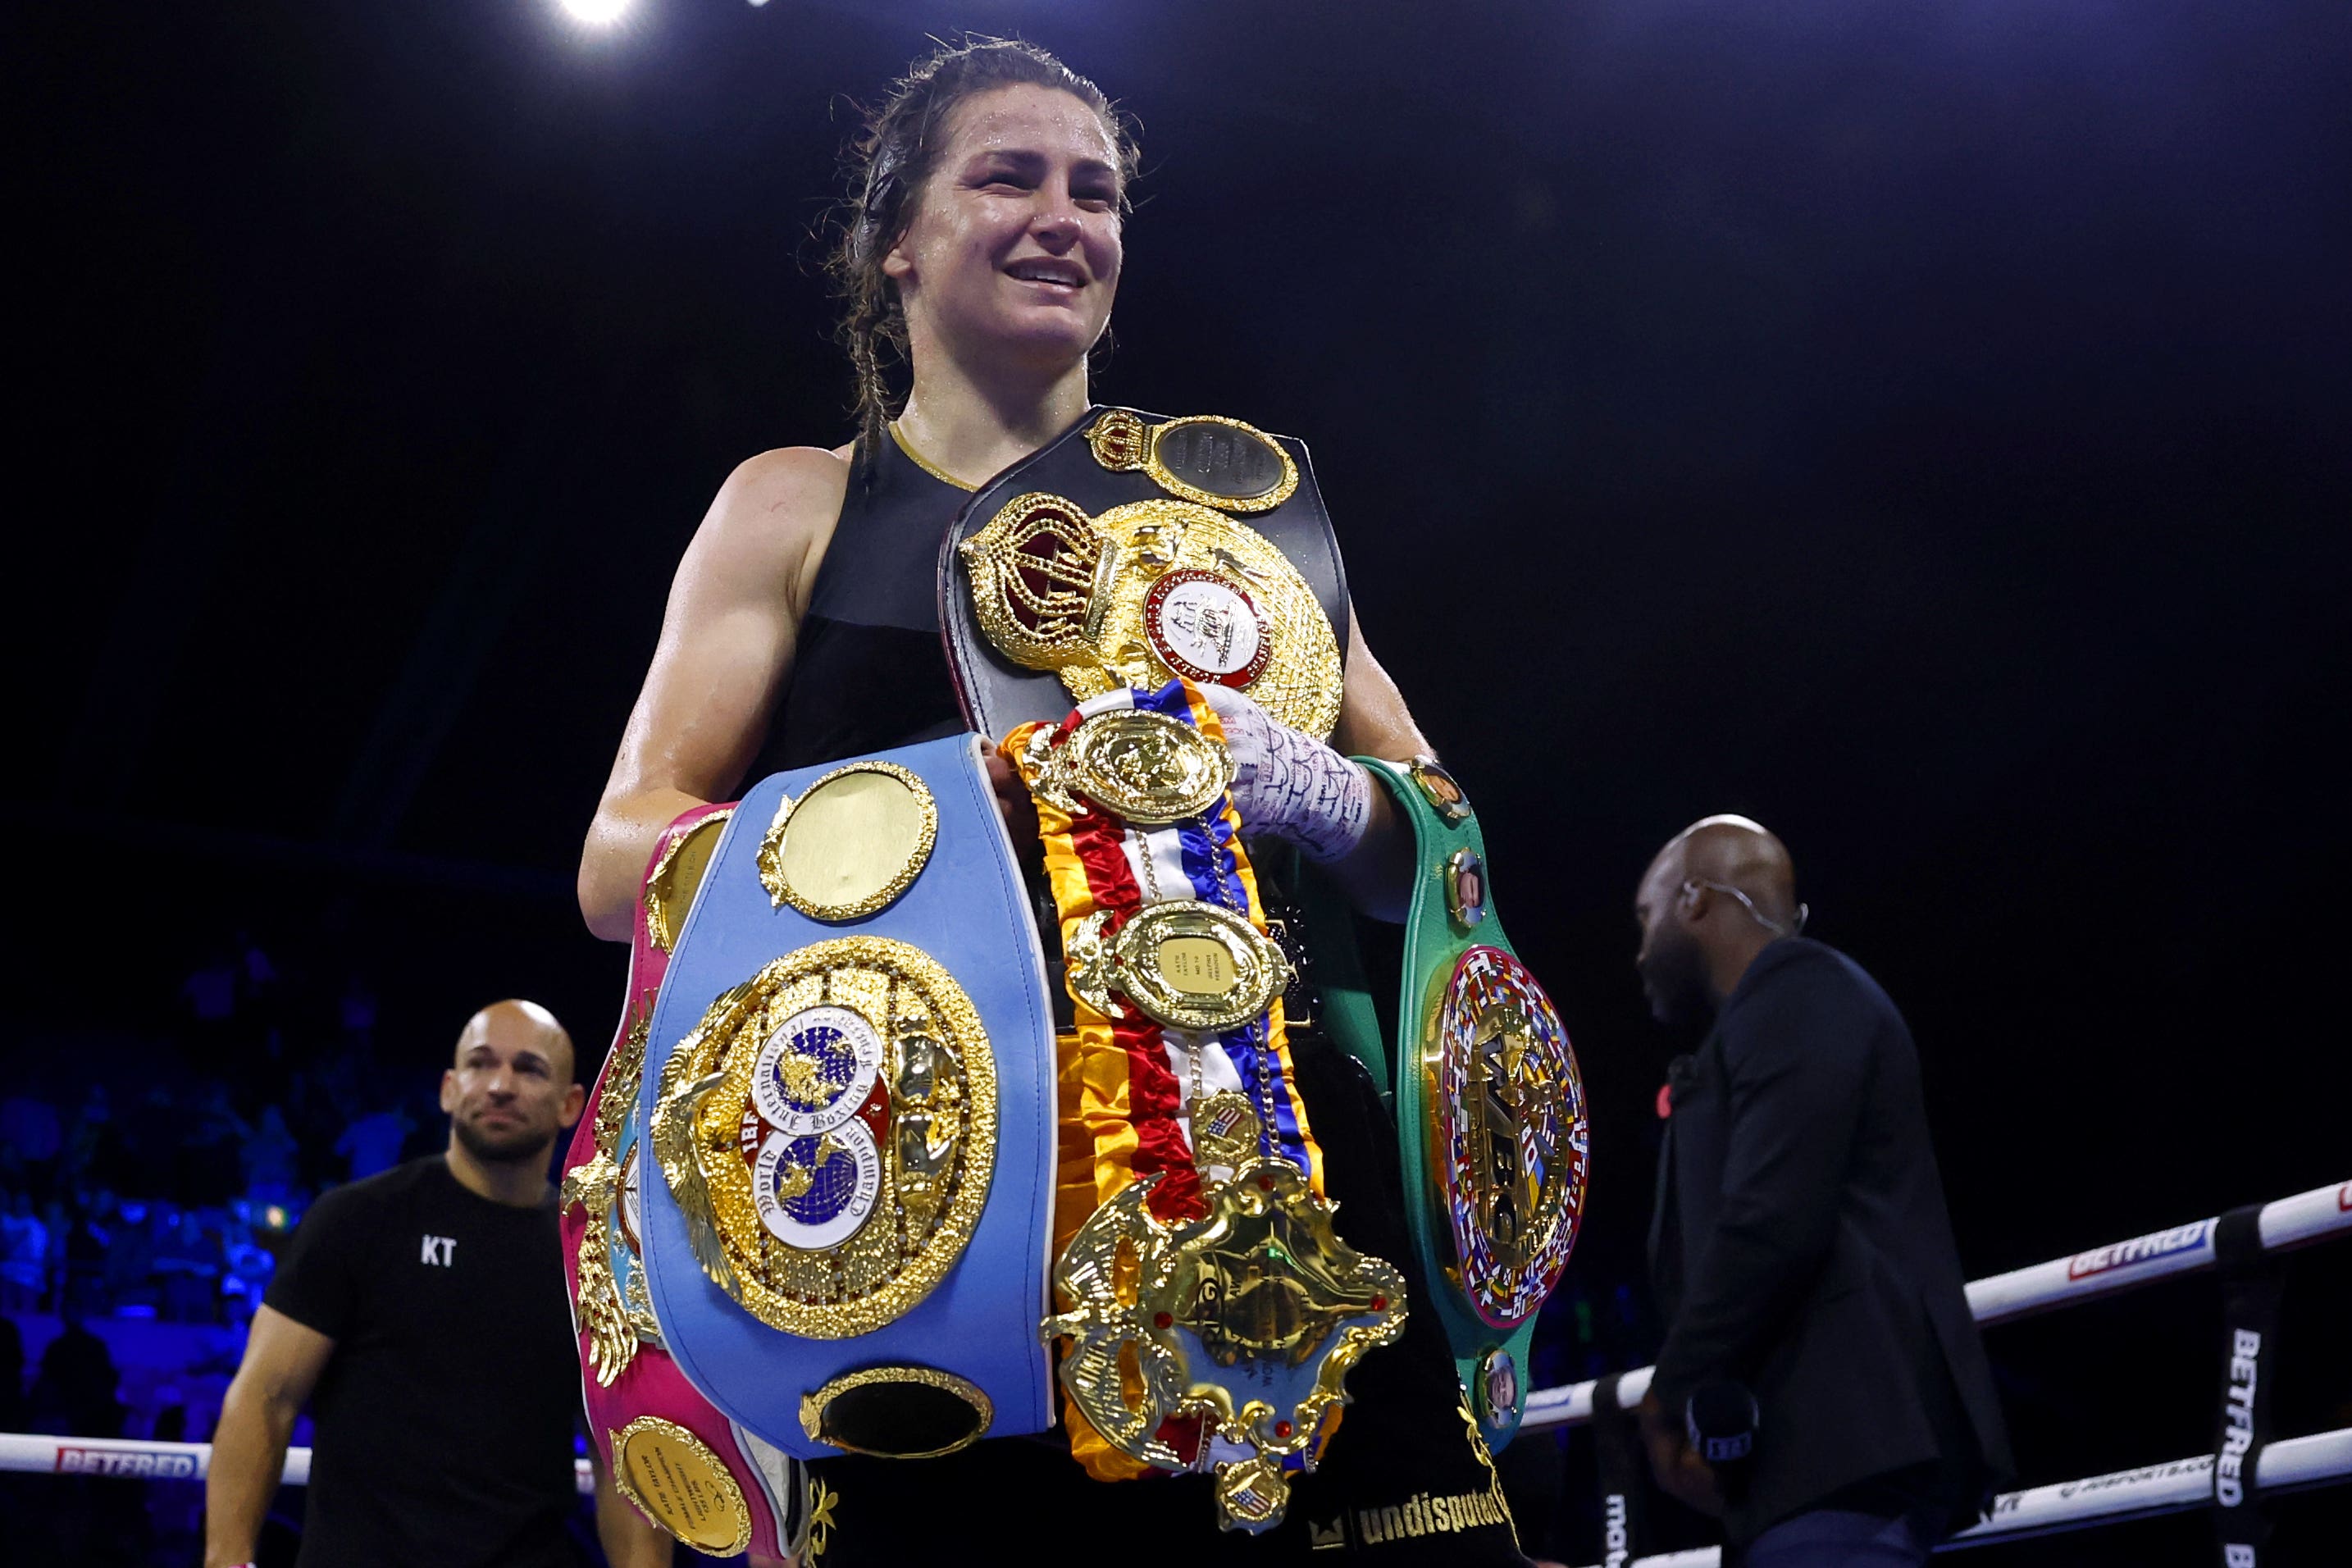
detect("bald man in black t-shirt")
[203,1001,672,1568]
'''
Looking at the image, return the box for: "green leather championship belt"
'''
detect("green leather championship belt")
[1358,758,1589,1448]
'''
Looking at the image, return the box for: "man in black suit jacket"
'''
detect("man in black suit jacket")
[1632,816,2011,1565]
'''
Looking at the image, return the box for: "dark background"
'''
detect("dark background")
[11,0,2350,1562]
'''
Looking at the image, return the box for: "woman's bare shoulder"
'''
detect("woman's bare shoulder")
[682,443,855,597]
[709,443,855,536]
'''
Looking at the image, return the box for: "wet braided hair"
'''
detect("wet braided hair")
[828,38,1139,475]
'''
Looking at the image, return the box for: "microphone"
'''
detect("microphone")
[1685,1381,1760,1467]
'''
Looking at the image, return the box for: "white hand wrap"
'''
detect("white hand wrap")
[1197,682,1371,864]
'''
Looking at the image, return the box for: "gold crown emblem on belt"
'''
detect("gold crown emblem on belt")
[958,413,1342,740]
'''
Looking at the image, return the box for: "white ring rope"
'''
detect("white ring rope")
[0,1177,2342,1556]
[0,1432,596,1494]
[1944,1426,2352,1549]
[1535,1176,2352,1566]
[1524,1178,2351,1430]
[1569,1426,2352,1567]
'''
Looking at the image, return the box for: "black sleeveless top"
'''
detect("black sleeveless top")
[750,431,970,780]
[773,426,1529,1566]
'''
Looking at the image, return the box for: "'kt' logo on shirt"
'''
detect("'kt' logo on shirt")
[421,1235,456,1266]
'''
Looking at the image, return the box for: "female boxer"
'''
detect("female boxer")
[579,39,1525,1566]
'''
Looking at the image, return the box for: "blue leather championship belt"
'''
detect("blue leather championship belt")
[633,734,1059,1463]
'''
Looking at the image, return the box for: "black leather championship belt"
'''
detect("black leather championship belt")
[941,408,1351,742]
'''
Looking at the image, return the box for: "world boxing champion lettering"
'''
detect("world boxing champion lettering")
[1009,678,1406,1533]
[737,1005,891,1250]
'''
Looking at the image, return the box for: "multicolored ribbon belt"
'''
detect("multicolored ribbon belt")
[559,803,812,1559]
[1360,757,1590,1449]
[634,735,1060,1465]
[1007,677,1408,1533]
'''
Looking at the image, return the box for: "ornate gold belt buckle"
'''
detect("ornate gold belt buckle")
[959,489,1343,740]
[1022,707,1235,824]
[1067,901,1293,1035]
[1043,1160,1407,1532]
[649,937,996,1340]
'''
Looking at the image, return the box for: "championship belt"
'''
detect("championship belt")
[559,805,814,1560]
[1361,758,1590,1448]
[633,735,1060,1465]
[1008,679,1407,1534]
[942,406,1351,743]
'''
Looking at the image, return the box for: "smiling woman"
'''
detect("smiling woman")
[572,35,1511,1568]
[576,41,1169,941]
[829,42,1140,482]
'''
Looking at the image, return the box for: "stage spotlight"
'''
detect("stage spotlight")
[559,0,629,25]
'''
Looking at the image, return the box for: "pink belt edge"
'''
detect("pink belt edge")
[559,802,802,1561]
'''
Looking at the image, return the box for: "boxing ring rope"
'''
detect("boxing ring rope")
[1524,1178,2352,1565]
[1525,1180,2351,1430]
[0,1431,600,1493]
[0,1179,2342,1547]
[7,1425,2332,1553]
[1568,1428,2352,1566]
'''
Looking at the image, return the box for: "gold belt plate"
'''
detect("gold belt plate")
[959,491,1343,741]
[650,937,996,1339]
[1021,707,1236,825]
[645,809,733,954]
[1043,1159,1408,1532]
[608,1416,753,1555]
[1086,410,1301,515]
[758,762,937,923]
[797,1364,995,1461]
[1068,901,1295,1035]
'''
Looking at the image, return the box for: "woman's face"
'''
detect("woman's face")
[885,84,1124,374]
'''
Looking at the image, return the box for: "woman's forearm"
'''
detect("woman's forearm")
[580,786,714,941]
[1310,768,1414,922]
[593,1450,677,1568]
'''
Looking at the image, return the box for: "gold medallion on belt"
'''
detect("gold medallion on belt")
[1086,410,1299,514]
[1067,901,1294,1036]
[608,1416,754,1555]
[1020,707,1235,824]
[644,809,734,953]
[1029,708,1294,1036]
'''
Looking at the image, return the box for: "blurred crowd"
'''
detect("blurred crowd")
[3,933,434,1333]
[1,928,449,1475]
[1,930,454,1564]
